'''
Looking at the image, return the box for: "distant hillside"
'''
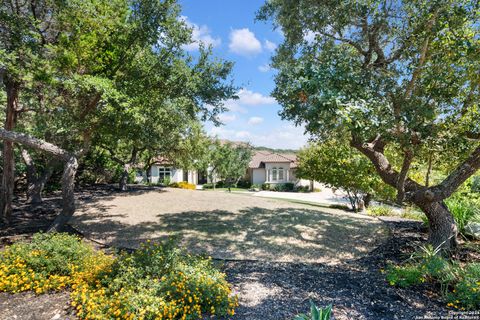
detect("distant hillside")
[253,146,298,154]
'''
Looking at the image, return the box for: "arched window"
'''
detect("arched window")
[278,167,284,180]
[272,167,277,181]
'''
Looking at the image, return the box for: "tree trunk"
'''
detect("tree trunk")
[415,200,458,252]
[0,129,80,232]
[21,149,56,204]
[0,81,19,223]
[48,156,78,232]
[119,164,130,191]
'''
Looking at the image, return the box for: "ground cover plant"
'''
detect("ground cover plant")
[385,244,480,311]
[0,233,237,319]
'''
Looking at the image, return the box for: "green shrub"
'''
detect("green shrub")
[296,185,310,192]
[294,301,332,320]
[71,240,237,319]
[160,176,171,186]
[385,244,480,310]
[386,264,424,287]
[445,196,480,234]
[0,233,113,294]
[272,182,295,192]
[236,179,251,188]
[367,206,395,217]
[446,263,480,310]
[0,234,238,319]
[261,183,270,190]
[250,183,261,190]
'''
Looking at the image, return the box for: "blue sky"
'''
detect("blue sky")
[179,0,309,150]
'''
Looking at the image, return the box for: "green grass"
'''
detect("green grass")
[202,187,250,192]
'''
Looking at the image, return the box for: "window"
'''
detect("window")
[272,167,277,181]
[278,167,284,181]
[158,167,171,181]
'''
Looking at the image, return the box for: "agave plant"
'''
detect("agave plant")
[294,301,333,320]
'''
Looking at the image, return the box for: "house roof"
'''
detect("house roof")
[249,150,298,168]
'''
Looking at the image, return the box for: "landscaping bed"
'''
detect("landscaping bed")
[1,186,478,319]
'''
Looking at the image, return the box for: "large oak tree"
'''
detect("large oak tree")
[258,0,480,251]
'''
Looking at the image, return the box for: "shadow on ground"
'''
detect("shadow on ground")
[72,197,387,264]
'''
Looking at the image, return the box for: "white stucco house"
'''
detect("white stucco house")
[245,151,312,187]
[134,158,208,185]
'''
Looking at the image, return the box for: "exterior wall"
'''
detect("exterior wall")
[251,168,266,185]
[264,162,291,184]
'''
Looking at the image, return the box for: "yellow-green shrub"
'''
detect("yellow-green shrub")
[0,233,113,294]
[0,234,238,319]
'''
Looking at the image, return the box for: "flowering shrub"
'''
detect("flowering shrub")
[0,233,113,294]
[0,234,238,319]
[170,181,196,190]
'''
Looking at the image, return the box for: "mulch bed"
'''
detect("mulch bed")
[0,186,477,320]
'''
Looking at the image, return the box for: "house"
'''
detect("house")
[134,157,208,185]
[246,150,307,186]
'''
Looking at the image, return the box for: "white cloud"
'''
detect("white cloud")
[248,117,264,125]
[208,124,309,150]
[181,16,221,51]
[221,89,275,114]
[229,28,262,56]
[217,113,236,123]
[237,89,275,105]
[258,64,271,72]
[264,40,277,51]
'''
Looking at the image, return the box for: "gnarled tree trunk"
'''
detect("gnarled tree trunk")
[0,129,79,232]
[48,156,78,232]
[352,137,480,253]
[21,149,56,204]
[415,200,458,250]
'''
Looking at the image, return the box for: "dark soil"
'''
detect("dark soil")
[0,186,477,320]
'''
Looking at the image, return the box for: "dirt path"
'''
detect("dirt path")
[71,188,388,264]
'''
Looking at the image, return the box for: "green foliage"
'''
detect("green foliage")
[71,240,237,319]
[367,206,395,217]
[445,195,480,235]
[208,141,253,189]
[297,141,395,211]
[386,244,479,310]
[0,234,238,318]
[0,233,112,294]
[271,182,295,192]
[294,301,332,320]
[446,263,480,311]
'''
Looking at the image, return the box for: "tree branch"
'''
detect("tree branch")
[411,145,480,202]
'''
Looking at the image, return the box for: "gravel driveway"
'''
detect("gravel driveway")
[72,188,387,264]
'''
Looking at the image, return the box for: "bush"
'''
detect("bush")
[0,233,113,294]
[272,183,295,192]
[236,179,251,188]
[385,244,479,310]
[71,240,238,319]
[296,185,310,192]
[367,206,395,217]
[170,181,196,190]
[160,176,171,186]
[261,183,270,190]
[0,234,238,319]
[445,196,480,235]
[250,183,261,190]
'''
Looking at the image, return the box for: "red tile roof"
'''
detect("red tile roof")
[249,151,297,168]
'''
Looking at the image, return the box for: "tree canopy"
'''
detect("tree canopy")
[258,0,480,251]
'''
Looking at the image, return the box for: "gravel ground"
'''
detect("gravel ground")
[71,187,388,264]
[0,186,456,320]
